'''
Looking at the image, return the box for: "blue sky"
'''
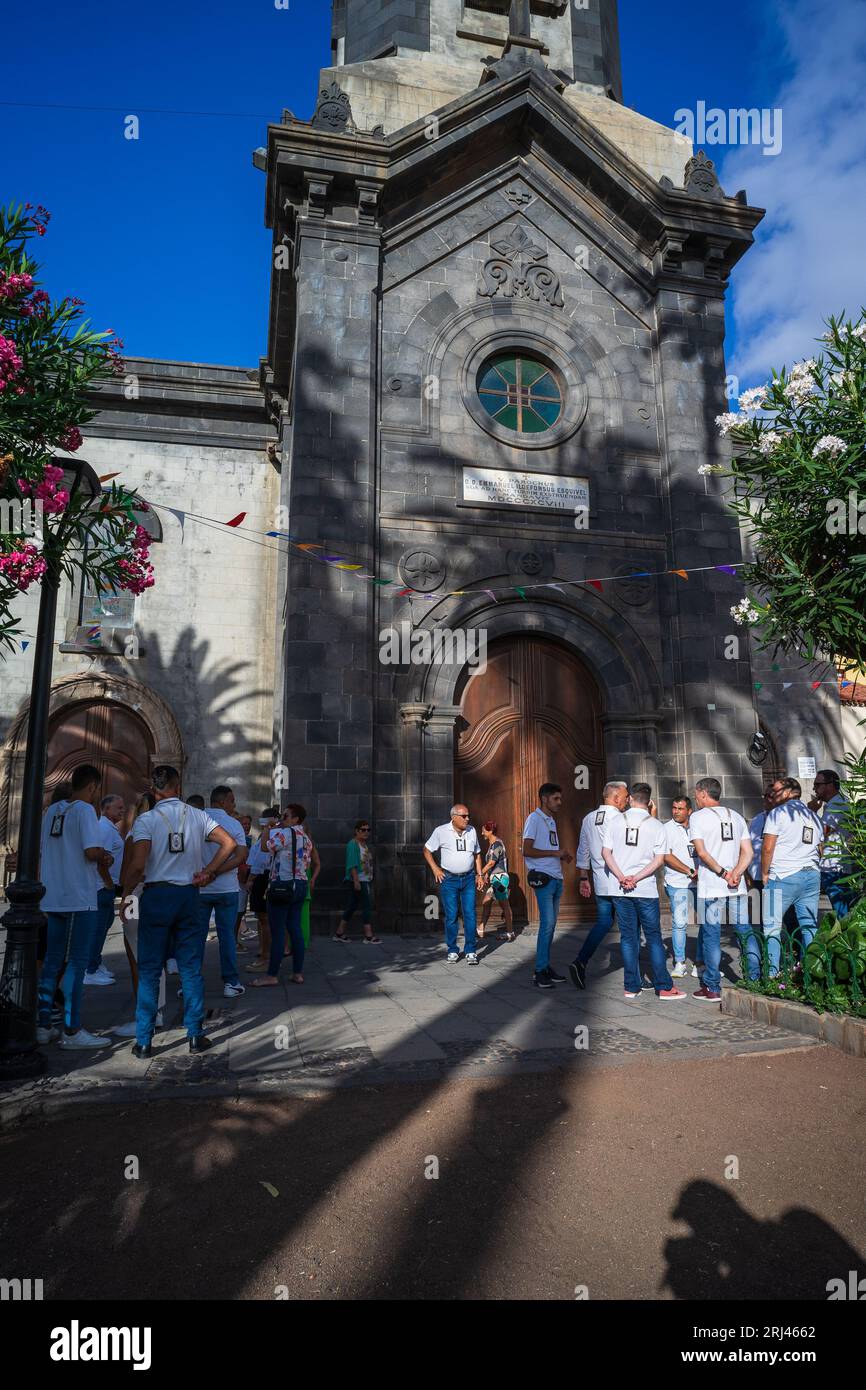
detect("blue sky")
[2,0,863,385]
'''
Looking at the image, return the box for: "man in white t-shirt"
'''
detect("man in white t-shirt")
[601,783,684,1000]
[809,769,855,920]
[120,765,237,1057]
[424,806,484,962]
[84,793,126,985]
[570,780,628,989]
[662,796,700,977]
[689,778,753,1001]
[523,783,571,989]
[196,785,249,998]
[762,776,824,972]
[36,764,114,1049]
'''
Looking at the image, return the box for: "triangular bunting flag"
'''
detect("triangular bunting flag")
[754,682,763,691]
[545,584,565,593]
[224,513,246,527]
[21,641,29,651]
[98,472,121,482]
[589,579,603,592]
[811,681,822,690]
[371,579,393,586]
[484,590,498,603]
[515,587,527,601]
[395,589,413,597]
[323,556,345,564]
[334,563,363,571]
[715,565,737,576]
[671,570,689,580]
[296,543,323,552]
[783,682,793,690]
[266,530,298,541]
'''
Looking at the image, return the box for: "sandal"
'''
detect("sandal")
[245,960,268,972]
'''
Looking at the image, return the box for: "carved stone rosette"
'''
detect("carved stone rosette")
[477,224,564,307]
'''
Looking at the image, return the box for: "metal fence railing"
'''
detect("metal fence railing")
[733,920,866,1017]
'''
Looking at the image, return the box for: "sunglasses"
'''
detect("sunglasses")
[454,812,470,818]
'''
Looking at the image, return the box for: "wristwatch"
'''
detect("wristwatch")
[716,866,727,878]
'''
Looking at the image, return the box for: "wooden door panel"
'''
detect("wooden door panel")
[456,635,604,924]
[44,699,155,815]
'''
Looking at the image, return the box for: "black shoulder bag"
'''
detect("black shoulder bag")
[268,828,298,905]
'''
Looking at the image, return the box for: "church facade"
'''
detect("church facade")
[1,0,858,927]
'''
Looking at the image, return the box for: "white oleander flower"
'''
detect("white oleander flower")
[851,324,866,341]
[738,386,768,413]
[784,376,817,407]
[698,463,725,475]
[716,411,747,436]
[812,435,847,459]
[731,598,761,626]
[829,370,850,390]
[758,430,783,455]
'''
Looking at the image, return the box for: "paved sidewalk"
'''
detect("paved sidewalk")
[0,911,817,1112]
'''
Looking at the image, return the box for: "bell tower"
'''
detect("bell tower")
[330,0,622,100]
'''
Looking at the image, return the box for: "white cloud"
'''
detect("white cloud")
[720,0,866,386]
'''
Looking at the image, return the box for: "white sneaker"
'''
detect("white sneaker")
[465,953,478,965]
[155,1010,164,1029]
[446,952,460,963]
[36,1025,60,1044]
[670,961,689,978]
[113,1020,139,1037]
[58,1028,107,1049]
[166,958,179,975]
[83,967,115,986]
[224,982,245,997]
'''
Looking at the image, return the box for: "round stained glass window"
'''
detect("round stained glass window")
[476,352,563,435]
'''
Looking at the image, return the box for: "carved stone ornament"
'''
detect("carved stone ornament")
[520,551,543,576]
[504,182,534,209]
[478,224,564,307]
[684,150,725,201]
[399,550,446,593]
[613,565,654,608]
[312,80,355,134]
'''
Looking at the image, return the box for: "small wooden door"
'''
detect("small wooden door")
[455,636,605,923]
[44,699,155,826]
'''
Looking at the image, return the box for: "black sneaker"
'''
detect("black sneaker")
[188,1034,213,1053]
[533,971,555,990]
[569,960,587,990]
[547,967,567,983]
[131,1043,152,1059]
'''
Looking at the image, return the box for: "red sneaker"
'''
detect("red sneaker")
[657,987,686,1001]
[693,985,721,1001]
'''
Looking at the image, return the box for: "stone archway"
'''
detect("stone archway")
[0,671,184,867]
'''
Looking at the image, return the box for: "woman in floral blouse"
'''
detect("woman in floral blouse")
[250,804,319,987]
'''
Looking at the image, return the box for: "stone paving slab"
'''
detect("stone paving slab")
[0,915,820,1113]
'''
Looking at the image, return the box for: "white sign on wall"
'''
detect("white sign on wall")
[797,757,817,780]
[462,466,590,514]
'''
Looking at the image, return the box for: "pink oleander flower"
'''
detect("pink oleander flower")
[0,334,23,386]
[59,426,82,452]
[0,544,47,591]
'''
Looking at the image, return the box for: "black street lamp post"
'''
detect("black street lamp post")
[0,459,102,1080]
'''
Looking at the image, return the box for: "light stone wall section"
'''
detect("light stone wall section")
[0,366,278,843]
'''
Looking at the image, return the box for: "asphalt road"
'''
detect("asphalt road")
[1,1046,864,1301]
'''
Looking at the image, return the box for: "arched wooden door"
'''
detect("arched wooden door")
[455,636,605,923]
[44,699,156,825]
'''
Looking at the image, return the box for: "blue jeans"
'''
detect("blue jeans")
[763,869,821,972]
[576,893,615,965]
[88,886,118,973]
[439,871,478,954]
[266,880,307,976]
[700,895,750,993]
[822,870,854,921]
[38,909,100,1032]
[197,890,241,985]
[532,876,564,972]
[613,897,672,994]
[137,884,205,1045]
[665,884,698,962]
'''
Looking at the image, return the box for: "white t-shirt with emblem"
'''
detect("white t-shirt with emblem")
[601,807,665,898]
[689,805,751,898]
[522,809,564,879]
[40,799,103,914]
[764,799,824,879]
[425,823,480,875]
[663,818,696,889]
[132,798,219,886]
[202,807,248,892]
[748,811,767,880]
[576,805,624,896]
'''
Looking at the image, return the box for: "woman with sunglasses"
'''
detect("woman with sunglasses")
[334,820,380,942]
